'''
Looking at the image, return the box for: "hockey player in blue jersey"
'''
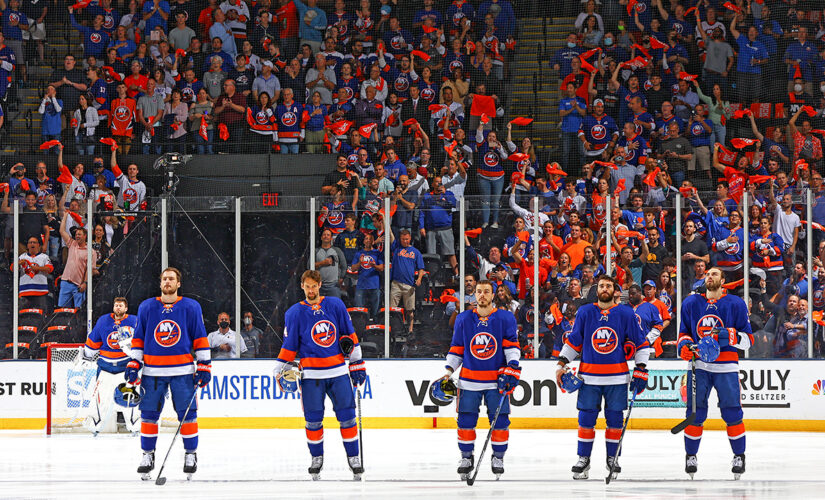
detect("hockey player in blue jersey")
[125,268,211,480]
[677,267,753,479]
[273,270,366,480]
[436,280,521,481]
[627,284,664,356]
[555,275,650,480]
[80,296,139,434]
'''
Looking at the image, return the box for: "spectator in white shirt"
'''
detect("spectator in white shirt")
[208,311,247,358]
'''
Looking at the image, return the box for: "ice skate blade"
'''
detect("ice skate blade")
[734,473,741,480]
[573,471,589,480]
[689,473,695,480]
[353,474,362,481]
[459,473,469,481]
[495,474,501,480]
[140,473,152,481]
[186,474,193,481]
[310,473,321,481]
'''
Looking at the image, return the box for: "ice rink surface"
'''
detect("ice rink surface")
[1,428,823,499]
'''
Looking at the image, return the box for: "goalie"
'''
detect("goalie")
[78,297,140,434]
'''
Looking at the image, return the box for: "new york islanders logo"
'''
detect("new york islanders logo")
[591,327,618,354]
[421,87,435,102]
[691,123,705,137]
[347,153,358,166]
[469,332,497,360]
[696,314,723,338]
[452,11,466,26]
[107,325,134,349]
[311,320,337,348]
[123,187,137,204]
[724,241,740,255]
[338,86,354,102]
[255,111,269,125]
[359,253,376,269]
[327,210,344,225]
[394,76,410,92]
[154,320,182,347]
[448,59,463,73]
[115,105,131,121]
[281,112,297,127]
[590,124,606,141]
[484,152,500,167]
[90,33,102,44]
[390,35,406,51]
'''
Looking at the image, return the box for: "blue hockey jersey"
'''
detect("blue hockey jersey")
[711,226,745,271]
[131,297,210,377]
[84,313,138,373]
[277,296,358,380]
[678,293,753,373]
[562,303,649,385]
[446,308,520,391]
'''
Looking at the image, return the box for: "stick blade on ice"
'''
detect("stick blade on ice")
[670,413,696,434]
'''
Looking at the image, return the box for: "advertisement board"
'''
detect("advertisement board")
[1,359,823,430]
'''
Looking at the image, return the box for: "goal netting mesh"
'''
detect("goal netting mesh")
[46,344,178,434]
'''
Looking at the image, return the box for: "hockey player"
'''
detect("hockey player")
[628,284,664,356]
[125,267,211,480]
[272,269,366,480]
[80,296,139,434]
[677,267,753,479]
[555,275,649,480]
[438,280,521,480]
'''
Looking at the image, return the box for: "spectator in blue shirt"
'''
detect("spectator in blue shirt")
[559,81,586,174]
[389,230,424,332]
[350,232,384,320]
[293,0,327,53]
[686,103,714,175]
[783,26,818,95]
[1,0,27,83]
[730,18,768,105]
[70,9,110,59]
[38,85,61,153]
[419,177,457,275]
[141,0,170,37]
[551,32,583,80]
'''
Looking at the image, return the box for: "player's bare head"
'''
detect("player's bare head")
[705,267,724,291]
[301,270,322,300]
[113,296,128,315]
[160,267,182,294]
[596,275,616,303]
[475,280,495,306]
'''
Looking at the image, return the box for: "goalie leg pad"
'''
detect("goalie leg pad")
[140,410,161,452]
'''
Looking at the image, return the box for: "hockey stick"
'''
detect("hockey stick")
[605,389,639,484]
[466,393,507,486]
[155,389,198,485]
[670,354,697,434]
[356,387,363,469]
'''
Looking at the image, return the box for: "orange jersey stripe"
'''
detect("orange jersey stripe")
[131,338,144,349]
[457,429,476,440]
[340,426,358,440]
[277,348,297,362]
[460,367,499,381]
[491,429,509,443]
[181,422,198,436]
[502,339,520,348]
[305,428,324,440]
[727,422,745,438]
[301,354,345,368]
[85,339,103,349]
[193,337,209,350]
[605,428,622,440]
[144,353,194,366]
[99,351,127,359]
[578,427,596,439]
[449,345,465,355]
[580,362,629,374]
[685,425,703,438]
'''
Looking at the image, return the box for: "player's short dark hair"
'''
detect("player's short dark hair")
[113,296,128,307]
[476,279,494,291]
[301,269,322,284]
[399,229,411,236]
[161,267,182,283]
[597,274,617,287]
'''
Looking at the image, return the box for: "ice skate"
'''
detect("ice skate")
[685,454,697,479]
[491,456,504,480]
[183,452,197,480]
[572,456,590,480]
[732,454,745,480]
[137,451,154,481]
[457,455,474,481]
[347,456,363,481]
[308,456,323,480]
[606,456,621,480]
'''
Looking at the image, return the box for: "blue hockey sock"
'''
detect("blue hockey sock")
[684,408,707,455]
[722,407,746,455]
[339,418,359,457]
[306,421,324,457]
[605,410,623,458]
[577,410,597,457]
[140,411,160,452]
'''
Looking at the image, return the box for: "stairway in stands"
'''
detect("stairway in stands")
[507,15,576,164]
[2,26,82,155]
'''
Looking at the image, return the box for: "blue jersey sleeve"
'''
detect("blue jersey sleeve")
[130,300,150,360]
[336,298,356,336]
[188,299,210,361]
[566,308,585,352]
[445,312,466,370]
[502,312,520,364]
[278,307,301,363]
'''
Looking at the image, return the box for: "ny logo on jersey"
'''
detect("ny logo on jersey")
[469,332,497,360]
[311,320,337,348]
[591,327,618,354]
[154,320,182,347]
[697,314,724,338]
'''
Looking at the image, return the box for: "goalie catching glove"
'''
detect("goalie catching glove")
[497,361,521,395]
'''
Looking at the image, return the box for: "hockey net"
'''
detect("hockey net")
[46,344,178,434]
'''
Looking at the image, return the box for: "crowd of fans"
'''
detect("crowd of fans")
[3,0,825,360]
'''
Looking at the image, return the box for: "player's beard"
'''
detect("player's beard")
[305,290,318,301]
[705,279,721,291]
[598,290,613,303]
[476,296,491,308]
[161,284,176,295]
